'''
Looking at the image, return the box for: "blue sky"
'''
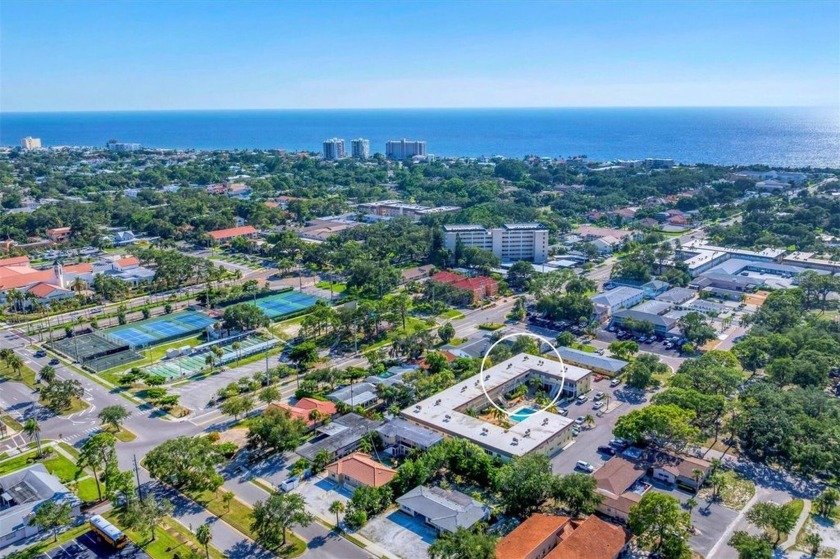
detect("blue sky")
[2,0,838,111]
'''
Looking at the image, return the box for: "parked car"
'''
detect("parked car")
[594,374,605,382]
[592,401,604,410]
[575,460,595,473]
[576,394,588,404]
[594,391,606,401]
[597,445,616,456]
[558,408,569,416]
[574,416,585,425]
[609,378,621,387]
[609,438,628,449]
[572,427,581,436]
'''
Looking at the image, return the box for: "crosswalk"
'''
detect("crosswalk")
[61,426,101,443]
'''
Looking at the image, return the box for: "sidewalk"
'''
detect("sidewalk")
[782,499,812,550]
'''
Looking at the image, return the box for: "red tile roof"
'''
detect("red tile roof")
[64,263,93,274]
[546,516,631,559]
[430,271,467,284]
[0,270,55,290]
[27,282,69,298]
[495,513,571,559]
[326,453,396,488]
[264,201,280,208]
[116,256,140,268]
[207,225,258,241]
[0,256,30,267]
[269,398,337,426]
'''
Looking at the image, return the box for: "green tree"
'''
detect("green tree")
[195,523,212,559]
[428,527,497,559]
[78,432,117,501]
[259,386,280,405]
[38,365,56,384]
[29,500,73,541]
[220,395,254,420]
[40,378,84,412]
[23,418,42,457]
[625,353,668,390]
[495,454,555,518]
[222,303,270,332]
[251,492,314,549]
[221,491,234,512]
[98,404,130,431]
[746,501,799,546]
[678,312,717,346]
[728,531,773,559]
[247,406,307,455]
[608,340,639,361]
[329,500,345,529]
[553,473,602,517]
[814,488,840,517]
[628,492,692,557]
[125,495,173,541]
[438,322,456,344]
[145,436,224,493]
[506,261,535,290]
[614,404,700,452]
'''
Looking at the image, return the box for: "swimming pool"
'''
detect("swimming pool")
[510,406,539,423]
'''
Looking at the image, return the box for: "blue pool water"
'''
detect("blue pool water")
[510,406,539,423]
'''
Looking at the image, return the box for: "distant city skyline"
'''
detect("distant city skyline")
[1,0,838,112]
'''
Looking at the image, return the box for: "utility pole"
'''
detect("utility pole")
[133,454,143,499]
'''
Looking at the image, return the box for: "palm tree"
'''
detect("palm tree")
[308,409,325,425]
[23,418,42,456]
[691,468,705,492]
[685,497,698,515]
[39,365,56,384]
[6,353,23,379]
[232,341,242,364]
[71,276,86,296]
[583,414,595,429]
[328,500,345,530]
[196,523,212,559]
[205,354,215,370]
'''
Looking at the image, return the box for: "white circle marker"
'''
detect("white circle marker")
[478,332,565,418]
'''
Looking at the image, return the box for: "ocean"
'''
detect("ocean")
[1,107,838,167]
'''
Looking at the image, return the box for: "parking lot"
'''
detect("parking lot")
[38,531,150,559]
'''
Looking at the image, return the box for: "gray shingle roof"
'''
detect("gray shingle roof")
[556,346,628,374]
[376,418,443,449]
[396,486,489,532]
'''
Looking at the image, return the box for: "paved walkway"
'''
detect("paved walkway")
[782,499,812,550]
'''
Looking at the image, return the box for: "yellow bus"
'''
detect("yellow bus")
[89,514,128,549]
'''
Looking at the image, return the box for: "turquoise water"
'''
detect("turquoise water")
[511,406,539,423]
[2,107,838,166]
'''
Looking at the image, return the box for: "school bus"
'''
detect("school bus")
[89,514,128,549]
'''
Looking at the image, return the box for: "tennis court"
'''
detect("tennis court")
[105,311,216,348]
[253,290,320,319]
[143,334,278,380]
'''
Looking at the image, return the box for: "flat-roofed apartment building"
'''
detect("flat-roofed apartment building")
[443,223,549,264]
[401,353,585,461]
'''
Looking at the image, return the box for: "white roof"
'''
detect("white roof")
[401,353,580,458]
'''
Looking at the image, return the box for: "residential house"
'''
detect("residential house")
[376,418,443,456]
[296,413,383,462]
[495,513,632,559]
[0,464,81,548]
[327,382,378,409]
[326,453,396,490]
[655,287,696,305]
[644,450,711,492]
[593,456,649,522]
[396,486,489,534]
[268,398,337,428]
[641,279,669,297]
[45,227,71,243]
[591,235,622,254]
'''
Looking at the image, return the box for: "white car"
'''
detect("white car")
[592,401,604,410]
[610,378,621,387]
[575,416,585,425]
[575,460,595,473]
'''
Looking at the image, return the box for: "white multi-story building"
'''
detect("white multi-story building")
[351,138,370,159]
[386,139,426,160]
[21,137,41,150]
[358,200,461,221]
[443,223,549,264]
[106,140,141,151]
[323,138,346,160]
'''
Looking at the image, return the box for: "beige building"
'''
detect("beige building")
[21,137,41,150]
[444,223,549,264]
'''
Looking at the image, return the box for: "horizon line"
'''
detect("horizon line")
[2,104,838,115]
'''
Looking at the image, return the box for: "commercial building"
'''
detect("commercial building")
[21,137,41,150]
[401,353,580,461]
[206,225,258,243]
[396,486,489,534]
[358,200,461,221]
[106,140,141,151]
[443,223,549,264]
[554,346,628,377]
[351,138,370,159]
[386,139,427,160]
[611,308,677,335]
[495,513,632,559]
[590,286,645,316]
[323,138,346,160]
[0,464,81,548]
[429,271,499,305]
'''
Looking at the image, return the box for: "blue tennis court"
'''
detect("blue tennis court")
[253,290,320,319]
[106,311,216,347]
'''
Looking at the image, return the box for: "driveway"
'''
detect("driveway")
[292,474,353,522]
[359,508,436,559]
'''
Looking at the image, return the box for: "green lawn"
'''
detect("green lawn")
[1,413,23,432]
[0,449,80,483]
[72,477,102,502]
[316,281,346,294]
[0,362,38,388]
[105,511,225,559]
[438,309,465,320]
[187,488,255,539]
[478,322,504,331]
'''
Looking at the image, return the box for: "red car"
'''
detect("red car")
[594,375,605,382]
